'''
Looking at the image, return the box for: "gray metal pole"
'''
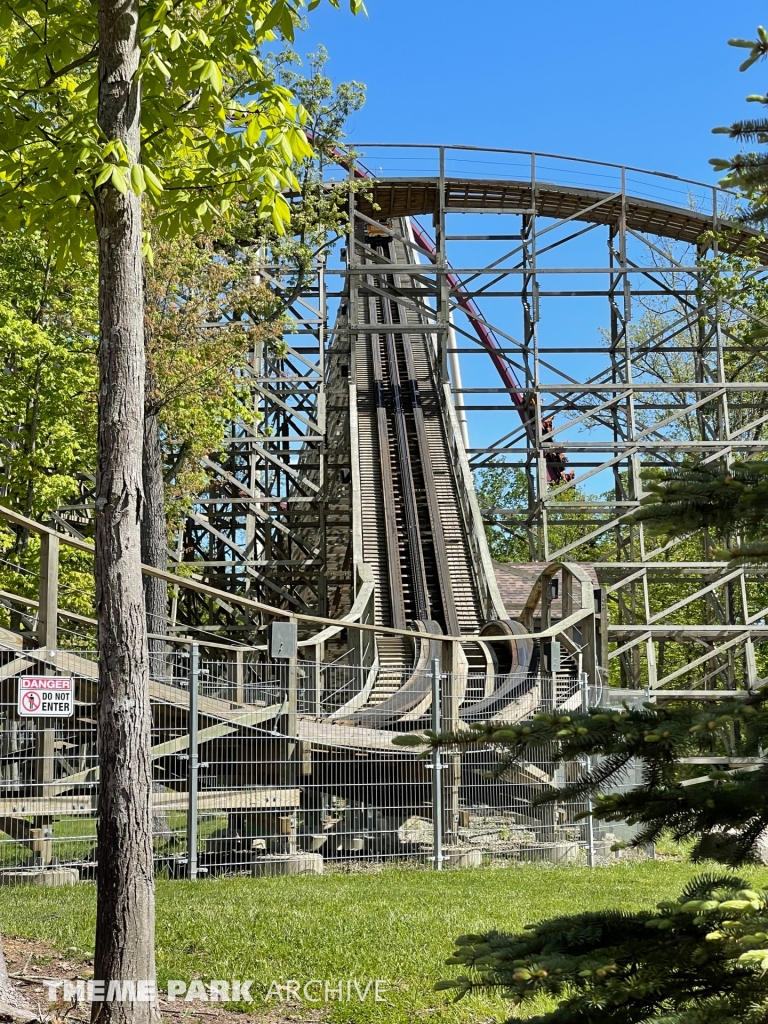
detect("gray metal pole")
[581,670,595,868]
[187,642,199,881]
[431,657,443,871]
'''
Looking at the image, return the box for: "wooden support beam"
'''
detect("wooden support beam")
[34,726,55,798]
[37,532,59,650]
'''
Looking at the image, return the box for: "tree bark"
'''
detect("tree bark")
[0,936,30,1014]
[142,365,168,667]
[93,1,158,1023]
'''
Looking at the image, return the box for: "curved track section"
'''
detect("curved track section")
[355,177,762,250]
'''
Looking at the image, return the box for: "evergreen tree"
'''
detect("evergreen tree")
[396,677,768,1022]
[396,458,768,1021]
[713,26,768,225]
[635,460,768,563]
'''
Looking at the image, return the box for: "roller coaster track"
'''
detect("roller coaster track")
[315,155,763,715]
[356,226,485,637]
[329,147,565,482]
[34,148,760,716]
[333,216,546,725]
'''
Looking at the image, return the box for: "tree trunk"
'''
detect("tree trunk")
[93,1,158,1023]
[0,936,30,1014]
[142,366,168,669]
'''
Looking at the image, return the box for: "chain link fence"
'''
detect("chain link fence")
[0,643,645,879]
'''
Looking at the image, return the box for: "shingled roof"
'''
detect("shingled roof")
[493,561,600,619]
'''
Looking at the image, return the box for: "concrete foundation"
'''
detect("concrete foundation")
[446,849,483,869]
[0,868,79,887]
[252,853,323,877]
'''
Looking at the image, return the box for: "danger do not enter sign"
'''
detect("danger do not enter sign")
[18,676,74,718]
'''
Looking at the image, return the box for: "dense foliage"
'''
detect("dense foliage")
[0,45,365,640]
[399,676,768,1021]
[0,0,363,261]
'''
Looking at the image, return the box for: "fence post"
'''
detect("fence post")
[187,642,199,881]
[285,618,298,785]
[37,531,59,650]
[35,532,59,814]
[270,618,298,787]
[581,671,595,868]
[431,657,443,870]
[234,647,244,705]
[441,640,461,845]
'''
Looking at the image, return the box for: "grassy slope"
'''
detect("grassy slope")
[2,862,762,1023]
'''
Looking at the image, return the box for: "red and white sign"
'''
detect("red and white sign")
[18,676,74,717]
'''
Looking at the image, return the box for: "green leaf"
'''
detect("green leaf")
[110,167,128,194]
[142,166,164,197]
[130,163,146,194]
[740,54,762,73]
[169,29,182,50]
[200,60,223,93]
[245,117,260,146]
[94,165,114,188]
[151,51,173,78]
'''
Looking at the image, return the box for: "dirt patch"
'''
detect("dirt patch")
[2,937,329,1024]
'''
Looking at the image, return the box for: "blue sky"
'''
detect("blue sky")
[299,1,767,183]
[295,2,768,488]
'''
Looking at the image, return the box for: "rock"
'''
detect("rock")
[152,813,171,837]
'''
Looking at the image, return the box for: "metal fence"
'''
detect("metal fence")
[0,643,645,879]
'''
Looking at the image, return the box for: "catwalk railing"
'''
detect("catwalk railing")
[0,643,646,877]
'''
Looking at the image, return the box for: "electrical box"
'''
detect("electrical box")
[269,621,297,660]
[543,638,561,674]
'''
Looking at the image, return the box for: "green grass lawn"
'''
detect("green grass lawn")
[2,861,764,1022]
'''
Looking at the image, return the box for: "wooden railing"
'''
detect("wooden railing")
[0,504,599,669]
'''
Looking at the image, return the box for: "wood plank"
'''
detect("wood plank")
[0,657,33,681]
[152,787,301,813]
[150,704,281,759]
[0,786,300,817]
[0,649,256,720]
[50,704,282,794]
